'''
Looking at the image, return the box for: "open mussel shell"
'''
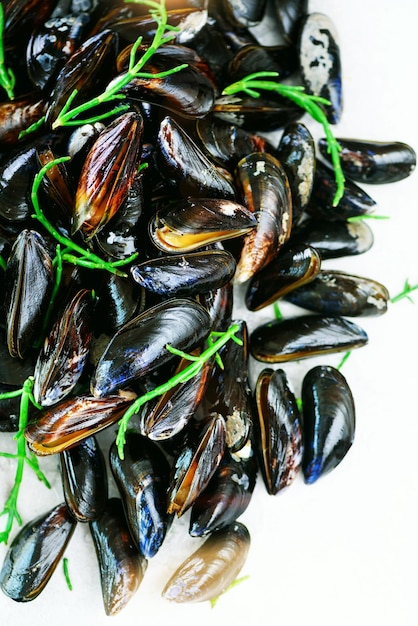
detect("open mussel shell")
[141,350,213,440]
[250,315,368,363]
[0,502,76,602]
[91,298,211,397]
[318,137,417,184]
[60,435,108,522]
[167,413,226,517]
[33,289,94,407]
[302,365,355,483]
[245,243,321,312]
[73,111,144,240]
[307,160,377,221]
[284,270,390,316]
[90,498,147,616]
[162,521,250,603]
[149,197,256,253]
[299,12,342,124]
[110,433,171,558]
[255,368,302,495]
[288,217,374,259]
[234,152,293,283]
[4,229,54,359]
[131,249,236,298]
[189,449,257,537]
[24,390,137,455]
[157,116,236,198]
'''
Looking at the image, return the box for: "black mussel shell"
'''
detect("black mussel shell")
[0,143,40,223]
[26,13,90,91]
[3,0,56,47]
[73,111,144,240]
[131,249,236,298]
[307,160,376,221]
[46,29,118,127]
[228,43,297,82]
[0,502,76,602]
[33,289,94,407]
[24,390,137,455]
[213,94,303,133]
[118,45,215,119]
[167,414,226,517]
[94,172,144,260]
[199,320,252,454]
[110,9,208,46]
[110,433,171,558]
[299,12,342,124]
[197,281,234,332]
[289,217,374,259]
[250,315,368,363]
[94,273,145,335]
[37,146,75,233]
[60,435,108,522]
[157,116,236,198]
[255,368,302,494]
[277,122,316,226]
[91,298,211,397]
[235,152,293,283]
[189,449,257,537]
[245,243,321,312]
[221,0,267,27]
[284,270,390,316]
[149,197,256,253]
[141,351,213,441]
[4,229,54,359]
[196,116,271,169]
[90,498,147,616]
[162,521,250,603]
[273,0,308,44]
[302,365,355,483]
[318,137,417,184]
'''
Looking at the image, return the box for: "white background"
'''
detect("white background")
[1,1,418,624]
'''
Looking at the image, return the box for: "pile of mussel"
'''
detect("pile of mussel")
[0,0,416,615]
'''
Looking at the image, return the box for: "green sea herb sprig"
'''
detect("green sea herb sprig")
[31,157,138,278]
[390,278,418,304]
[115,323,243,458]
[0,3,15,101]
[223,71,345,206]
[51,0,187,130]
[0,377,51,544]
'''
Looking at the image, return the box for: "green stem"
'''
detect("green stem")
[337,351,351,370]
[390,279,418,304]
[0,377,50,544]
[223,71,345,206]
[273,301,282,320]
[31,157,137,277]
[0,255,6,271]
[0,3,15,100]
[52,0,186,130]
[115,323,243,458]
[63,557,73,591]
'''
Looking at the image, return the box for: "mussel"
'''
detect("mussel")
[301,365,355,483]
[162,521,250,603]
